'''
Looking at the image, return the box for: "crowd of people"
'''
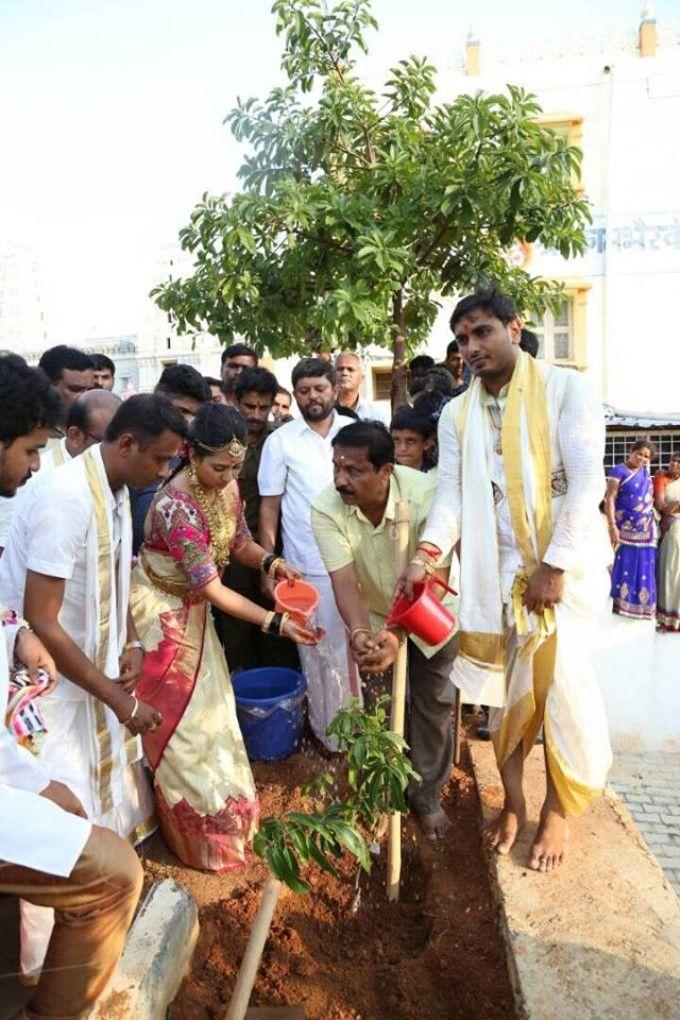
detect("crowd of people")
[0,288,676,1017]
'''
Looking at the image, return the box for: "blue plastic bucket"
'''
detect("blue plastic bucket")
[232,667,307,762]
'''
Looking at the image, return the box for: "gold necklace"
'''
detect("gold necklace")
[189,475,232,571]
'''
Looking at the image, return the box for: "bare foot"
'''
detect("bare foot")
[418,807,451,841]
[486,802,526,855]
[529,808,569,872]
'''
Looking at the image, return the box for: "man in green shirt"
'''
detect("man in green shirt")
[311,420,458,839]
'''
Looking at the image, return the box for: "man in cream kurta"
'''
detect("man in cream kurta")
[403,288,612,873]
[312,424,458,838]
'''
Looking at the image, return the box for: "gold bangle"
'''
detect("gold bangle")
[410,554,436,575]
[122,695,139,727]
[261,610,275,634]
[268,557,284,579]
[278,612,289,636]
[349,626,372,645]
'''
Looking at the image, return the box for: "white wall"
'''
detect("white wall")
[439,35,680,414]
[592,614,680,750]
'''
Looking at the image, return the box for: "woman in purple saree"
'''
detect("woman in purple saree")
[605,439,657,620]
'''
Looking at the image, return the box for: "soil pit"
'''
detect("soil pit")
[142,741,515,1020]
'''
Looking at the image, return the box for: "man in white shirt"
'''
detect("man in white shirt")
[401,288,612,873]
[259,358,359,747]
[335,352,389,424]
[0,395,188,835]
[0,393,185,978]
[0,354,143,1018]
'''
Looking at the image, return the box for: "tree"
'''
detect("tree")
[154,0,590,406]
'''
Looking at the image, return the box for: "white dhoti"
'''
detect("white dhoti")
[488,569,613,815]
[422,351,613,817]
[297,572,361,748]
[9,446,155,976]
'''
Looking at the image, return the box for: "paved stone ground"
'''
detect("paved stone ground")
[610,748,680,897]
[470,741,680,1019]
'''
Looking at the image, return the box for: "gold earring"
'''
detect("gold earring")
[188,462,197,482]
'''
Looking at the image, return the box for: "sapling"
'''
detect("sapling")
[253,697,420,892]
[229,699,420,1019]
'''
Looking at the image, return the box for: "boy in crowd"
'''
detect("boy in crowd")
[390,408,436,472]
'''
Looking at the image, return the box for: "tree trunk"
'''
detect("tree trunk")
[390,290,408,414]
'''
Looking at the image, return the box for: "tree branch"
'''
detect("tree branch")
[302,7,377,165]
[294,229,352,255]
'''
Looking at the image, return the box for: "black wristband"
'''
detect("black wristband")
[268,612,283,636]
[262,553,277,575]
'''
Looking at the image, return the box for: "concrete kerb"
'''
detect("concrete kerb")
[93,879,199,1019]
[468,740,680,1020]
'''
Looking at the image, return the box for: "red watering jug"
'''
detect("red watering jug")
[387,576,457,645]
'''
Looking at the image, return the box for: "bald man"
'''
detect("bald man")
[63,389,122,459]
[335,352,389,425]
[0,390,122,554]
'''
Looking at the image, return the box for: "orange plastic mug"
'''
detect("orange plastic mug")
[274,578,320,626]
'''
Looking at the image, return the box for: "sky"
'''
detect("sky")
[1,0,679,342]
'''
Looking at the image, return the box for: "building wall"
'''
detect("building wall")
[0,242,48,354]
[593,615,680,748]
[439,22,680,414]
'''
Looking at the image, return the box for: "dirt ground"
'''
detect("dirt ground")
[140,731,515,1020]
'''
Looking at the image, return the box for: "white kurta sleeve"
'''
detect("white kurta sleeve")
[25,486,87,579]
[419,398,462,557]
[257,430,287,497]
[0,496,15,548]
[543,372,606,573]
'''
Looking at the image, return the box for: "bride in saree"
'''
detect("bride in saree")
[130,402,318,871]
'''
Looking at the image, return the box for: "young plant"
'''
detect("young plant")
[253,803,370,894]
[253,697,420,893]
[326,696,420,830]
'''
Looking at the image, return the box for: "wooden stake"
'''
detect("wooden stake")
[453,686,462,766]
[387,499,411,902]
[225,880,282,1020]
